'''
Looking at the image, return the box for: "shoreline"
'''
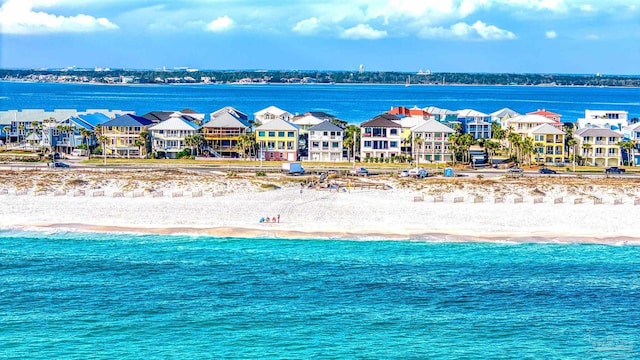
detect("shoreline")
[3,222,640,246]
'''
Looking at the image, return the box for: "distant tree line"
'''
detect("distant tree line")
[2,68,639,87]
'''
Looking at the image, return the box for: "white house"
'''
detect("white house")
[254,106,293,125]
[411,119,455,163]
[576,110,629,130]
[360,114,402,159]
[149,113,200,158]
[307,120,344,162]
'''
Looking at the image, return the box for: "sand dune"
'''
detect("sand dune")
[0,168,638,244]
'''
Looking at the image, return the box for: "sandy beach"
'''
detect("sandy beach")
[1,168,639,245]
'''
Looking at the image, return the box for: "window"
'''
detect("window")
[312,141,319,148]
[390,141,398,148]
[332,142,340,148]
[268,131,275,137]
[323,131,328,136]
[322,141,329,148]
[258,131,265,137]
[364,141,371,147]
[278,131,285,137]
[390,129,398,135]
[288,132,295,137]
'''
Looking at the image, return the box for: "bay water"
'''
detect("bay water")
[2,81,640,123]
[1,230,639,358]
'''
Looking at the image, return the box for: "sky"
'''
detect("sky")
[0,0,639,74]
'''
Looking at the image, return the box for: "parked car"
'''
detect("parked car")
[539,168,557,174]
[605,166,626,174]
[408,167,428,179]
[50,162,70,168]
[350,167,368,176]
[399,170,409,177]
[507,167,523,173]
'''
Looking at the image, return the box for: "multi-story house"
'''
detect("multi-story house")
[502,114,562,133]
[56,113,111,152]
[307,120,344,162]
[210,107,249,122]
[622,122,640,165]
[576,110,629,130]
[527,124,566,164]
[360,114,402,159]
[410,119,455,163]
[100,114,154,158]
[456,109,491,139]
[388,106,431,119]
[254,106,293,125]
[574,128,623,167]
[255,118,299,161]
[423,106,458,124]
[142,110,202,126]
[148,113,200,158]
[201,109,251,158]
[490,108,520,126]
[527,109,562,123]
[292,112,337,133]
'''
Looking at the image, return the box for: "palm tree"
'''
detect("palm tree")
[617,140,635,166]
[534,141,544,165]
[134,138,145,158]
[413,134,423,166]
[94,124,107,165]
[581,143,592,165]
[343,125,360,162]
[484,139,501,165]
[138,130,150,158]
[566,138,577,170]
[521,137,534,165]
[3,125,10,145]
[236,133,251,159]
[191,134,204,156]
[17,123,25,144]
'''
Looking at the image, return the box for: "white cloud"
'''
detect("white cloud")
[545,30,557,38]
[292,17,319,35]
[206,15,234,32]
[340,24,387,40]
[420,20,515,40]
[586,34,600,40]
[0,0,118,34]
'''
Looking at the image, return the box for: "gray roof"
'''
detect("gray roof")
[202,111,250,129]
[575,128,623,137]
[412,119,455,133]
[308,120,343,132]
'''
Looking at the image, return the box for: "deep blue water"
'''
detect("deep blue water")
[1,230,639,359]
[2,81,640,123]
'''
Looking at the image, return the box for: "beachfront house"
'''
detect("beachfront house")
[254,106,293,125]
[527,109,562,123]
[456,109,491,139]
[387,110,428,155]
[526,124,566,165]
[490,108,520,126]
[410,119,455,164]
[574,128,623,167]
[502,114,563,133]
[423,106,458,124]
[576,110,629,131]
[360,114,402,160]
[622,122,640,165]
[201,108,251,158]
[100,114,154,158]
[56,113,111,153]
[307,120,344,162]
[255,118,299,161]
[148,113,200,158]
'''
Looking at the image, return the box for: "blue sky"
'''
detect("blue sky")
[1,0,639,74]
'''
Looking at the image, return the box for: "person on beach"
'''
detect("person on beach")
[265,216,270,223]
[277,214,280,223]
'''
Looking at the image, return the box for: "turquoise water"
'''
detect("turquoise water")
[1,230,639,359]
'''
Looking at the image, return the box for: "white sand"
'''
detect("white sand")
[0,169,638,244]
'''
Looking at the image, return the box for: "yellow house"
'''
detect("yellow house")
[202,109,250,158]
[100,114,154,158]
[255,118,299,161]
[527,124,565,164]
[574,128,623,167]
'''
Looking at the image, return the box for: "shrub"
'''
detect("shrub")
[255,170,266,176]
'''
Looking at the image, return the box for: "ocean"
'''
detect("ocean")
[1,81,640,123]
[1,230,639,359]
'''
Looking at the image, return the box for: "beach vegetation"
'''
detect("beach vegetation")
[255,170,266,177]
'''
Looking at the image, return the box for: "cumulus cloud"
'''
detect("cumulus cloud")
[205,15,234,32]
[420,20,516,40]
[292,17,319,35]
[0,0,118,34]
[545,30,557,39]
[340,24,387,40]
